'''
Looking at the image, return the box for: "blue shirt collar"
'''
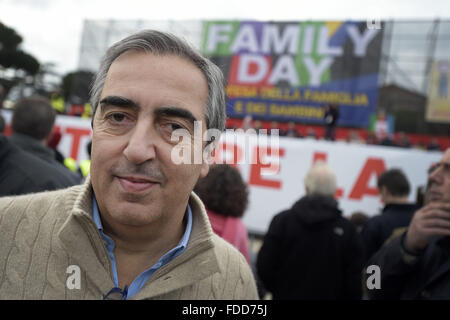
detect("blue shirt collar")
[92,193,192,251]
[92,194,193,298]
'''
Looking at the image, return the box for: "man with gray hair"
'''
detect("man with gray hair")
[257,161,364,299]
[0,30,257,300]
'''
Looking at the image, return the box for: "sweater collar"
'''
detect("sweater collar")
[132,191,220,299]
[58,175,220,299]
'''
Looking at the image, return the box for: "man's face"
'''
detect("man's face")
[90,51,210,228]
[426,148,450,203]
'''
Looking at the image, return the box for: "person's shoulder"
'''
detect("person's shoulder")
[210,233,258,299]
[5,145,57,176]
[263,209,293,233]
[272,208,293,221]
[0,185,82,220]
[211,233,252,272]
[362,214,384,228]
[384,203,417,215]
[6,141,78,187]
[212,233,246,259]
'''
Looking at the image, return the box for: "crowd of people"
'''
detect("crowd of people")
[0,29,449,301]
[227,115,444,152]
[255,152,450,300]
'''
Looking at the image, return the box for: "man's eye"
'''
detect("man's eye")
[106,112,130,124]
[168,123,183,131]
[161,122,184,132]
[159,121,191,143]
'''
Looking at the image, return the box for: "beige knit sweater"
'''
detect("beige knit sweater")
[0,177,258,300]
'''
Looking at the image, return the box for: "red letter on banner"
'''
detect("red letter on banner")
[65,127,92,160]
[227,55,273,86]
[313,151,327,163]
[348,158,386,200]
[249,146,285,189]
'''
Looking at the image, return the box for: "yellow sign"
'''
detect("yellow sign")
[426,60,450,123]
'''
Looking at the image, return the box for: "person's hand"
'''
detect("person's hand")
[405,202,450,252]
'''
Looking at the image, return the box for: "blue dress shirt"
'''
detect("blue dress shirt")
[92,194,192,299]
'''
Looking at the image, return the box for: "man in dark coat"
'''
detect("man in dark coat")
[366,148,450,299]
[323,104,339,141]
[9,96,81,185]
[361,168,417,261]
[256,161,364,300]
[0,135,76,196]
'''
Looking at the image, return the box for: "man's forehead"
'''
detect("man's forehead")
[102,51,208,120]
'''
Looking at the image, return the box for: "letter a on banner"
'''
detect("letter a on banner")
[349,158,386,200]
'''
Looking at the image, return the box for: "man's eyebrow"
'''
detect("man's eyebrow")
[99,96,140,112]
[154,107,198,125]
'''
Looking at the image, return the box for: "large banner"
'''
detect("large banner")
[426,60,450,123]
[201,21,383,127]
[214,132,442,234]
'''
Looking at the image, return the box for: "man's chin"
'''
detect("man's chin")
[109,205,161,227]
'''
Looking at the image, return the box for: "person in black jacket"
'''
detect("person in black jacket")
[361,168,417,261]
[366,148,450,299]
[323,104,339,141]
[9,96,81,185]
[0,135,77,196]
[256,161,364,300]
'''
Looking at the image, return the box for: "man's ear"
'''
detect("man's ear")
[379,186,388,203]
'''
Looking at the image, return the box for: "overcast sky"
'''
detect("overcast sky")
[1,0,450,75]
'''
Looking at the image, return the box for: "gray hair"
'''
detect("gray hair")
[90,30,226,132]
[304,161,337,197]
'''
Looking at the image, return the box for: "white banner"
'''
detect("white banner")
[215,132,442,234]
[2,110,442,234]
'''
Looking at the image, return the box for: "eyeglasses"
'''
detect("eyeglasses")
[103,286,128,300]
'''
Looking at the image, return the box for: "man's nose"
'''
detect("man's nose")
[123,122,156,164]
